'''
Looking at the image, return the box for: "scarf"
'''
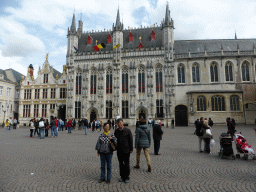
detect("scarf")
[103,130,110,136]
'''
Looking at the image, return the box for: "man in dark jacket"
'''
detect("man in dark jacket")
[196,117,204,152]
[209,118,213,130]
[114,118,133,183]
[153,120,163,155]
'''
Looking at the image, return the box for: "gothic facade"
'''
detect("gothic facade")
[66,4,256,125]
[19,58,67,126]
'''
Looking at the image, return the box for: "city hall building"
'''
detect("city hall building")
[66,4,256,126]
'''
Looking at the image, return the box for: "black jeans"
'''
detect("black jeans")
[154,139,161,155]
[117,151,130,180]
[204,138,211,153]
[45,129,48,137]
[30,129,34,137]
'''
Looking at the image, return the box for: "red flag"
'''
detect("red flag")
[138,42,143,51]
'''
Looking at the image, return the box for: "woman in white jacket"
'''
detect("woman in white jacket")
[30,119,35,137]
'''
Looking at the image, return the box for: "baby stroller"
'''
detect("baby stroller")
[219,133,235,159]
[235,133,256,160]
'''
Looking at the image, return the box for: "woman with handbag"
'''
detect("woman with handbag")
[202,120,213,154]
[95,123,117,184]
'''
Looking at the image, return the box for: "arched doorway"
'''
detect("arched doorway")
[175,105,188,126]
[58,105,66,121]
[90,111,97,123]
[136,107,147,121]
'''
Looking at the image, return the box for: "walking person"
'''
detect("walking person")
[5,119,10,131]
[195,117,205,152]
[153,120,163,155]
[95,123,117,184]
[34,119,39,137]
[13,118,17,129]
[134,119,151,172]
[114,118,133,183]
[67,119,72,133]
[30,119,35,137]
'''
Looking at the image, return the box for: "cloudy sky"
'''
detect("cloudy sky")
[0,0,256,77]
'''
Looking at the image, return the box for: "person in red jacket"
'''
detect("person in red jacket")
[67,119,72,133]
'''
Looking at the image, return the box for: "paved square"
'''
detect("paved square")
[0,125,256,192]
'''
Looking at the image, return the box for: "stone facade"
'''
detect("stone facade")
[65,4,256,125]
[19,58,67,126]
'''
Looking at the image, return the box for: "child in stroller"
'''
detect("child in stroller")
[219,133,235,159]
[235,133,256,160]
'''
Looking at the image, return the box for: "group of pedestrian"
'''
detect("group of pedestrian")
[95,118,164,184]
[4,118,19,130]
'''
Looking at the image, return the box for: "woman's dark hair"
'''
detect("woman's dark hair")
[103,123,109,128]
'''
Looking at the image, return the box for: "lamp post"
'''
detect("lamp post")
[2,105,6,127]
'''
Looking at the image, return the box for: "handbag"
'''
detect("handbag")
[109,140,116,151]
[210,139,216,148]
[206,128,212,136]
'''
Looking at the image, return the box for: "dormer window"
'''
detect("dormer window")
[43,74,48,83]
[129,32,133,42]
[87,36,91,45]
[151,30,155,41]
[107,34,112,44]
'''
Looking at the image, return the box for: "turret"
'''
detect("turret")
[77,13,83,37]
[112,8,124,48]
[27,64,34,78]
[162,3,174,49]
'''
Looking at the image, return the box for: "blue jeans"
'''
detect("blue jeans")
[84,126,87,134]
[6,126,10,131]
[68,126,72,133]
[34,128,39,136]
[50,127,54,137]
[100,153,113,181]
[40,128,45,139]
[204,138,211,153]
[148,124,152,131]
[54,127,58,136]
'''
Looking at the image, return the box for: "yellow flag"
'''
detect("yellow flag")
[113,44,120,49]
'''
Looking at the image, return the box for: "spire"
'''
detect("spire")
[235,31,237,39]
[70,13,76,33]
[165,2,170,24]
[113,7,123,31]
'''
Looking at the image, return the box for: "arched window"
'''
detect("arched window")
[242,61,250,81]
[230,95,240,111]
[197,96,206,111]
[76,72,82,95]
[211,96,225,111]
[156,65,163,92]
[90,69,97,94]
[138,65,145,93]
[156,99,163,118]
[210,62,218,82]
[177,64,185,83]
[192,63,200,82]
[122,67,128,93]
[225,61,233,81]
[106,68,112,94]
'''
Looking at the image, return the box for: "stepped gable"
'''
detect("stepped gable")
[174,39,256,54]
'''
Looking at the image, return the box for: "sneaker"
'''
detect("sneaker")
[118,178,123,182]
[124,179,129,183]
[148,165,151,172]
[134,165,140,169]
[106,180,110,184]
[99,179,105,183]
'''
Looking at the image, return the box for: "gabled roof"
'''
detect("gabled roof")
[50,66,62,79]
[0,68,24,84]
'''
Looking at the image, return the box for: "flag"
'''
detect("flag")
[138,42,143,51]
[74,46,78,52]
[94,43,106,53]
[113,44,120,49]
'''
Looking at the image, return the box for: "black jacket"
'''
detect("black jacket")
[195,121,204,136]
[153,124,163,140]
[114,127,133,153]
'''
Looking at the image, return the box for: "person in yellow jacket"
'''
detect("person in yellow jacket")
[5,119,10,131]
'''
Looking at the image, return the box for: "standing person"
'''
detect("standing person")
[45,119,49,137]
[84,118,88,135]
[5,119,10,131]
[96,119,100,132]
[50,117,55,137]
[196,117,205,152]
[30,119,35,137]
[112,119,114,129]
[227,118,235,139]
[153,120,163,155]
[99,119,103,131]
[148,118,152,131]
[202,120,213,154]
[67,119,72,133]
[194,119,199,134]
[39,118,45,139]
[171,119,175,129]
[92,120,96,132]
[95,123,117,184]
[114,118,133,183]
[134,119,151,172]
[34,119,39,137]
[13,118,17,129]
[81,118,85,131]
[54,117,58,137]
[209,118,213,130]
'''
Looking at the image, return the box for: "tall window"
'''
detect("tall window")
[197,96,206,111]
[242,62,250,81]
[90,69,97,94]
[192,63,200,82]
[225,61,233,81]
[42,89,48,99]
[42,104,47,117]
[122,100,129,118]
[177,64,185,83]
[230,95,240,111]
[138,65,145,93]
[50,104,55,110]
[51,88,56,99]
[75,101,81,118]
[76,74,82,95]
[156,99,163,118]
[106,101,112,119]
[211,96,225,111]
[122,67,128,93]
[210,62,218,82]
[43,74,48,83]
[7,88,11,96]
[24,89,31,100]
[23,105,30,117]
[35,89,40,99]
[0,86,3,96]
[156,65,163,92]
[60,88,66,98]
[106,68,113,94]
[34,104,39,117]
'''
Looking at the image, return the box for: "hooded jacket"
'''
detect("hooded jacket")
[135,125,151,148]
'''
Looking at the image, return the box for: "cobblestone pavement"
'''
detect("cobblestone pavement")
[0,125,256,192]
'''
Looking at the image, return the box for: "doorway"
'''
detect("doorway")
[139,109,146,120]
[175,105,188,126]
[90,111,97,123]
[58,105,66,121]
